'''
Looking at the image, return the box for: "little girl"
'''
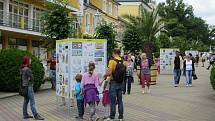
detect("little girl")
[100,76,110,119]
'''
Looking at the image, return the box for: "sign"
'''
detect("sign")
[56,39,107,98]
[160,48,179,74]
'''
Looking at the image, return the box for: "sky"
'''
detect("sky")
[156,0,215,25]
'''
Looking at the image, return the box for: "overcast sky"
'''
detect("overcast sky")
[156,0,215,25]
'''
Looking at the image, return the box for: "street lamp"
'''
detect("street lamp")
[94,9,101,27]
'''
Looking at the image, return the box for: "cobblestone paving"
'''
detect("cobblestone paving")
[0,66,215,121]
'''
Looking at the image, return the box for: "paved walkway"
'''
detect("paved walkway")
[0,66,214,121]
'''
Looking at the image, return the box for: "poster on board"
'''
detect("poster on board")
[160,48,179,74]
[185,50,199,57]
[56,39,107,98]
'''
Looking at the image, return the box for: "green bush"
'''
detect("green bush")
[211,64,215,91]
[0,49,45,92]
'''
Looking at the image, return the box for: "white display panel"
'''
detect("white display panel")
[56,39,107,98]
[185,50,199,56]
[160,48,179,74]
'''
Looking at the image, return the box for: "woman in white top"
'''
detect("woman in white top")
[183,55,195,87]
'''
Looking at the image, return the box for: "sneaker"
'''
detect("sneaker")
[174,84,178,87]
[185,84,189,87]
[105,118,114,121]
[189,84,192,87]
[23,115,33,119]
[34,114,44,120]
[142,90,145,94]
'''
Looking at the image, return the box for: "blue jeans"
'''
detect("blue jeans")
[173,69,181,85]
[109,81,124,119]
[186,70,192,85]
[50,70,56,88]
[123,76,132,94]
[23,85,38,118]
[76,99,84,117]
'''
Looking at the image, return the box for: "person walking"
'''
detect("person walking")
[207,53,215,70]
[140,53,151,94]
[48,56,56,90]
[81,62,100,121]
[183,55,195,87]
[201,53,206,67]
[74,74,84,120]
[195,54,199,67]
[20,56,44,120]
[104,49,127,120]
[173,51,183,87]
[123,55,134,95]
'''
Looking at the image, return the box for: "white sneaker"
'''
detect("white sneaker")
[142,90,145,94]
[189,84,192,87]
[185,84,189,87]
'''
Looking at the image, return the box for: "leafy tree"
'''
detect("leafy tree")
[41,0,75,50]
[123,7,163,58]
[158,0,210,51]
[94,22,117,57]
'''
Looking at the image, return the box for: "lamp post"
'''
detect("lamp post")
[94,9,101,28]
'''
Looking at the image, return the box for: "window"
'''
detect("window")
[85,14,90,32]
[33,7,43,32]
[93,16,97,28]
[102,0,106,12]
[0,2,3,24]
[109,2,112,15]
[114,5,117,17]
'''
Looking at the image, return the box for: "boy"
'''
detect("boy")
[74,74,84,119]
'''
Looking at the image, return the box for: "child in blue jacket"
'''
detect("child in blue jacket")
[74,74,84,119]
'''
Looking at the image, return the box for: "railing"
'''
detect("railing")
[0,10,42,33]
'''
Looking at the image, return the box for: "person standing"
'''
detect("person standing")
[201,53,206,67]
[123,55,134,95]
[48,56,56,90]
[207,53,215,70]
[74,74,84,120]
[183,55,195,87]
[173,51,183,87]
[104,49,126,120]
[140,53,151,94]
[81,62,100,121]
[195,54,199,67]
[21,56,44,120]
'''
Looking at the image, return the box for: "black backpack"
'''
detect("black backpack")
[112,59,126,83]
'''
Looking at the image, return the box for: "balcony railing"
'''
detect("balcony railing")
[0,10,42,33]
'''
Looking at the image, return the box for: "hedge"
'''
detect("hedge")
[0,49,45,92]
[211,64,215,91]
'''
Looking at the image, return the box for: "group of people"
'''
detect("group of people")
[173,51,202,87]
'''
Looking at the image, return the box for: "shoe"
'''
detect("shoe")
[23,115,33,119]
[127,92,130,95]
[142,90,145,94]
[189,84,192,87]
[34,114,44,120]
[75,116,83,119]
[185,84,189,87]
[105,118,114,121]
[174,84,178,87]
[119,119,124,121]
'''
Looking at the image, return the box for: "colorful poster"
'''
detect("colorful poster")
[160,48,179,74]
[56,39,107,98]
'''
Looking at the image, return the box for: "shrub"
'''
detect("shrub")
[0,49,45,92]
[211,64,215,91]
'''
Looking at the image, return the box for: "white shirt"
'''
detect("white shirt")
[186,60,193,71]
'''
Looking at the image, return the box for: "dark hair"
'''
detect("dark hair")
[189,53,192,57]
[88,62,95,76]
[113,48,121,55]
[22,56,31,68]
[75,74,82,82]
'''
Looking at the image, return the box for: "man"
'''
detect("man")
[104,49,127,120]
[48,56,56,90]
[207,53,215,70]
[173,51,183,87]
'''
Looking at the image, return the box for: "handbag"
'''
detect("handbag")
[192,71,198,80]
[19,74,28,97]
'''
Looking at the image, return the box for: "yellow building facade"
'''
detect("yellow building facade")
[80,0,120,35]
[0,0,80,60]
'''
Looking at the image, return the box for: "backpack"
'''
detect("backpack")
[112,59,126,83]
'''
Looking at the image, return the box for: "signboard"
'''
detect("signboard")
[160,48,179,74]
[56,39,107,98]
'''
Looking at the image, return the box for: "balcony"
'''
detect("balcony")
[0,10,42,33]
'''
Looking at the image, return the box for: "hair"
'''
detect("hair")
[141,53,147,60]
[88,62,95,76]
[22,56,31,68]
[75,74,82,82]
[113,48,121,55]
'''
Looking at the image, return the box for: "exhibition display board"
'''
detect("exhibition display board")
[160,48,179,74]
[185,50,199,56]
[56,39,107,99]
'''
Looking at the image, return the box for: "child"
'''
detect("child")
[74,74,84,120]
[100,76,111,119]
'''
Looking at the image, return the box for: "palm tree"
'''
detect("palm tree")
[123,6,163,59]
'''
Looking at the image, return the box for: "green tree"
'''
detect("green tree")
[123,7,163,58]
[158,0,210,51]
[94,21,117,57]
[41,0,75,50]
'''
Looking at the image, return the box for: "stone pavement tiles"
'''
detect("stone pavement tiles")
[0,66,215,121]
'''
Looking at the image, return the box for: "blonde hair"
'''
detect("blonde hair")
[141,53,147,59]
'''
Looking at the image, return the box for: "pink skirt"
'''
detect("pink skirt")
[102,90,110,106]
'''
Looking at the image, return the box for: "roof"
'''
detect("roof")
[117,0,151,9]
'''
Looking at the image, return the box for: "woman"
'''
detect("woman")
[140,53,151,94]
[21,56,44,120]
[81,62,100,121]
[183,55,195,87]
[123,55,134,95]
